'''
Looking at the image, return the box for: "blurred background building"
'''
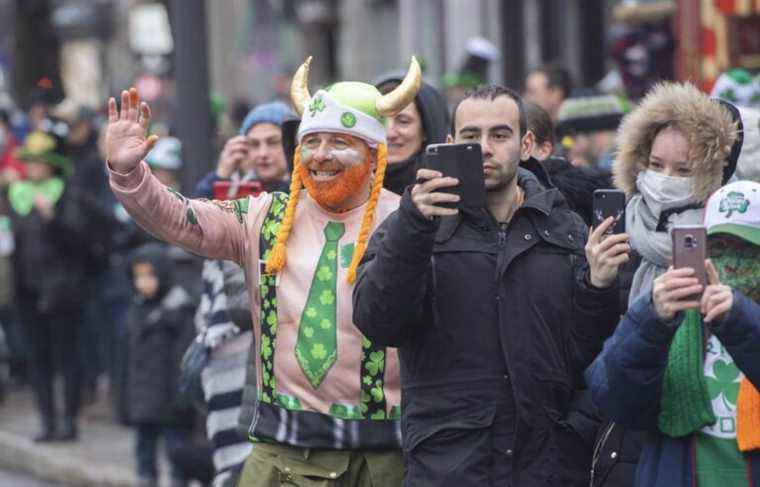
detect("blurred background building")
[0,0,757,180]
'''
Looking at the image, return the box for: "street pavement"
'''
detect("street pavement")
[0,467,67,486]
[0,383,138,486]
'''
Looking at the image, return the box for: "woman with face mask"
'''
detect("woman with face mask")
[613,82,741,306]
[586,82,743,487]
[586,180,760,487]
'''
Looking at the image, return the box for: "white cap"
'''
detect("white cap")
[704,180,760,246]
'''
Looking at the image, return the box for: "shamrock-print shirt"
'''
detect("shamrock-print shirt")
[108,161,402,419]
[271,194,401,416]
[696,334,749,487]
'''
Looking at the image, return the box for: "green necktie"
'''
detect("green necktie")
[295,221,345,389]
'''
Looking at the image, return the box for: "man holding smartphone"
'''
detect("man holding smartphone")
[353,85,631,486]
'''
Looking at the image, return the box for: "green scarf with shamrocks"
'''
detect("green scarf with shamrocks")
[658,243,760,437]
[8,178,65,216]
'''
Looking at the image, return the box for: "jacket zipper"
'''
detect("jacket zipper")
[590,422,616,486]
[498,222,508,247]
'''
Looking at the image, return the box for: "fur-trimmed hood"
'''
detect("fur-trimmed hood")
[613,82,738,204]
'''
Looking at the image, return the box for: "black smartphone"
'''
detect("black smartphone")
[593,189,626,235]
[672,226,708,291]
[422,143,485,210]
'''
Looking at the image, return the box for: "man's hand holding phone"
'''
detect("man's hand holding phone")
[216,135,251,178]
[411,169,460,220]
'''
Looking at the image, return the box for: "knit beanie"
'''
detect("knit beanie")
[556,93,631,137]
[710,69,760,109]
[239,101,296,136]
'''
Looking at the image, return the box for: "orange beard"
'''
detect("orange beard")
[301,156,372,210]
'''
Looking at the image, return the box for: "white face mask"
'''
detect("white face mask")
[636,170,695,212]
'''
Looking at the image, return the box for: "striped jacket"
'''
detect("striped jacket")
[196,259,252,487]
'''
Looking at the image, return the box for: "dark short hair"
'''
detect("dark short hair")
[524,101,555,146]
[532,64,574,98]
[451,85,527,138]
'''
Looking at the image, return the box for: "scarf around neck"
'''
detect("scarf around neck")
[659,244,760,452]
[8,178,64,216]
[626,193,704,306]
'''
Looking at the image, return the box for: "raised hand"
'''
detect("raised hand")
[105,87,159,174]
[216,135,251,178]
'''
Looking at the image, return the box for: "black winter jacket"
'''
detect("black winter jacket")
[11,185,89,313]
[353,160,620,486]
[122,244,196,426]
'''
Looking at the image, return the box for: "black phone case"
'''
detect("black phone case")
[422,143,485,210]
[593,190,626,234]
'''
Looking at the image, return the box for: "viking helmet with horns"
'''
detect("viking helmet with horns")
[265,56,422,283]
[292,56,422,146]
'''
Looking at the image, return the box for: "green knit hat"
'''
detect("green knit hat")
[556,93,631,137]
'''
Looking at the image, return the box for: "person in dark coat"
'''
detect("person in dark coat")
[64,106,119,400]
[10,121,89,442]
[374,73,450,196]
[124,243,196,487]
[353,86,628,486]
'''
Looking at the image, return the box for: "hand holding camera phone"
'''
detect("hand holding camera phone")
[652,225,708,321]
[593,189,626,236]
[421,143,486,211]
[671,226,708,290]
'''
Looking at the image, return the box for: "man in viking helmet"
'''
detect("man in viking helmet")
[104,57,421,485]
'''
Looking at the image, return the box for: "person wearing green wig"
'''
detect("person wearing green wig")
[586,179,760,486]
[10,119,91,442]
